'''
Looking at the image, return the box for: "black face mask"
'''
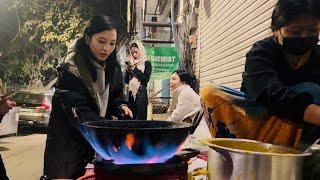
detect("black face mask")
[281,36,319,56]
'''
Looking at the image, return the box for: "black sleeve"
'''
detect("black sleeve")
[132,61,152,85]
[242,42,313,122]
[124,70,130,84]
[55,68,101,126]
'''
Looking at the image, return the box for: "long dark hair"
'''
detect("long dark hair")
[75,15,119,84]
[271,0,320,32]
[173,70,197,90]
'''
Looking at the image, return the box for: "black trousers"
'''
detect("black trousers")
[129,85,148,120]
[0,154,8,180]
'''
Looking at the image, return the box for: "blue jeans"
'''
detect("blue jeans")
[216,82,320,143]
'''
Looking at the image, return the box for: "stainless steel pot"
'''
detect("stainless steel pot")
[203,138,311,180]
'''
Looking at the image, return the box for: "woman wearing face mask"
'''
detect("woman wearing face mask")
[43,15,132,179]
[125,41,152,120]
[241,1,320,178]
[167,70,211,139]
[201,0,320,146]
[241,0,320,142]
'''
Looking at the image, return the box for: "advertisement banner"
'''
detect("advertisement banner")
[145,46,180,80]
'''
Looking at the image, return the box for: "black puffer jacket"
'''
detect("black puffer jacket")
[241,37,320,122]
[43,48,126,179]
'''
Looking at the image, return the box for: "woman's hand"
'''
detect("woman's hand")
[126,57,136,71]
[126,64,135,72]
[126,63,136,72]
[304,104,320,125]
[120,105,133,119]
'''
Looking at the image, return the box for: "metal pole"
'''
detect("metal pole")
[140,0,145,39]
[170,0,175,45]
[141,8,145,39]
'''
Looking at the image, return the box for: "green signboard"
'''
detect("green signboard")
[145,46,180,80]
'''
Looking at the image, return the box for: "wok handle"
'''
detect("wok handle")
[71,107,86,124]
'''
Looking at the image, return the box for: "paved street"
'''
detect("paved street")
[0,134,46,180]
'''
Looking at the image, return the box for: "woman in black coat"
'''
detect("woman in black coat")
[241,0,320,142]
[125,41,152,120]
[43,15,132,179]
[240,1,320,178]
[0,98,15,180]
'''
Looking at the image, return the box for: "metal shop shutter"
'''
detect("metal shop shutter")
[197,0,277,89]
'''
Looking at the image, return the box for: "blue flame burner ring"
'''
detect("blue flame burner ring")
[79,120,194,165]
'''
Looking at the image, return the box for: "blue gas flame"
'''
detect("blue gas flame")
[79,125,183,164]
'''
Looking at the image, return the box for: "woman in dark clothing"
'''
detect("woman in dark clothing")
[43,15,132,179]
[201,0,320,144]
[241,1,320,179]
[0,97,15,180]
[125,41,152,120]
[241,0,320,142]
[201,0,320,179]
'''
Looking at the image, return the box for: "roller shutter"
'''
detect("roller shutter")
[197,0,277,89]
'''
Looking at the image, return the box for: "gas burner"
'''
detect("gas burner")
[91,148,200,180]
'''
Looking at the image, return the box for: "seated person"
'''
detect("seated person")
[201,0,320,147]
[167,70,211,139]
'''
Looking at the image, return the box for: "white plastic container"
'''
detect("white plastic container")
[0,107,21,136]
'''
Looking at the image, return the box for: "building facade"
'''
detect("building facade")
[197,0,277,89]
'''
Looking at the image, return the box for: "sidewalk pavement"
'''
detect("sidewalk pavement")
[0,134,46,180]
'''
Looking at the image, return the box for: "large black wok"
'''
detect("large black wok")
[72,108,203,164]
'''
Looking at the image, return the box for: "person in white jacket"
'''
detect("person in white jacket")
[167,70,211,138]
